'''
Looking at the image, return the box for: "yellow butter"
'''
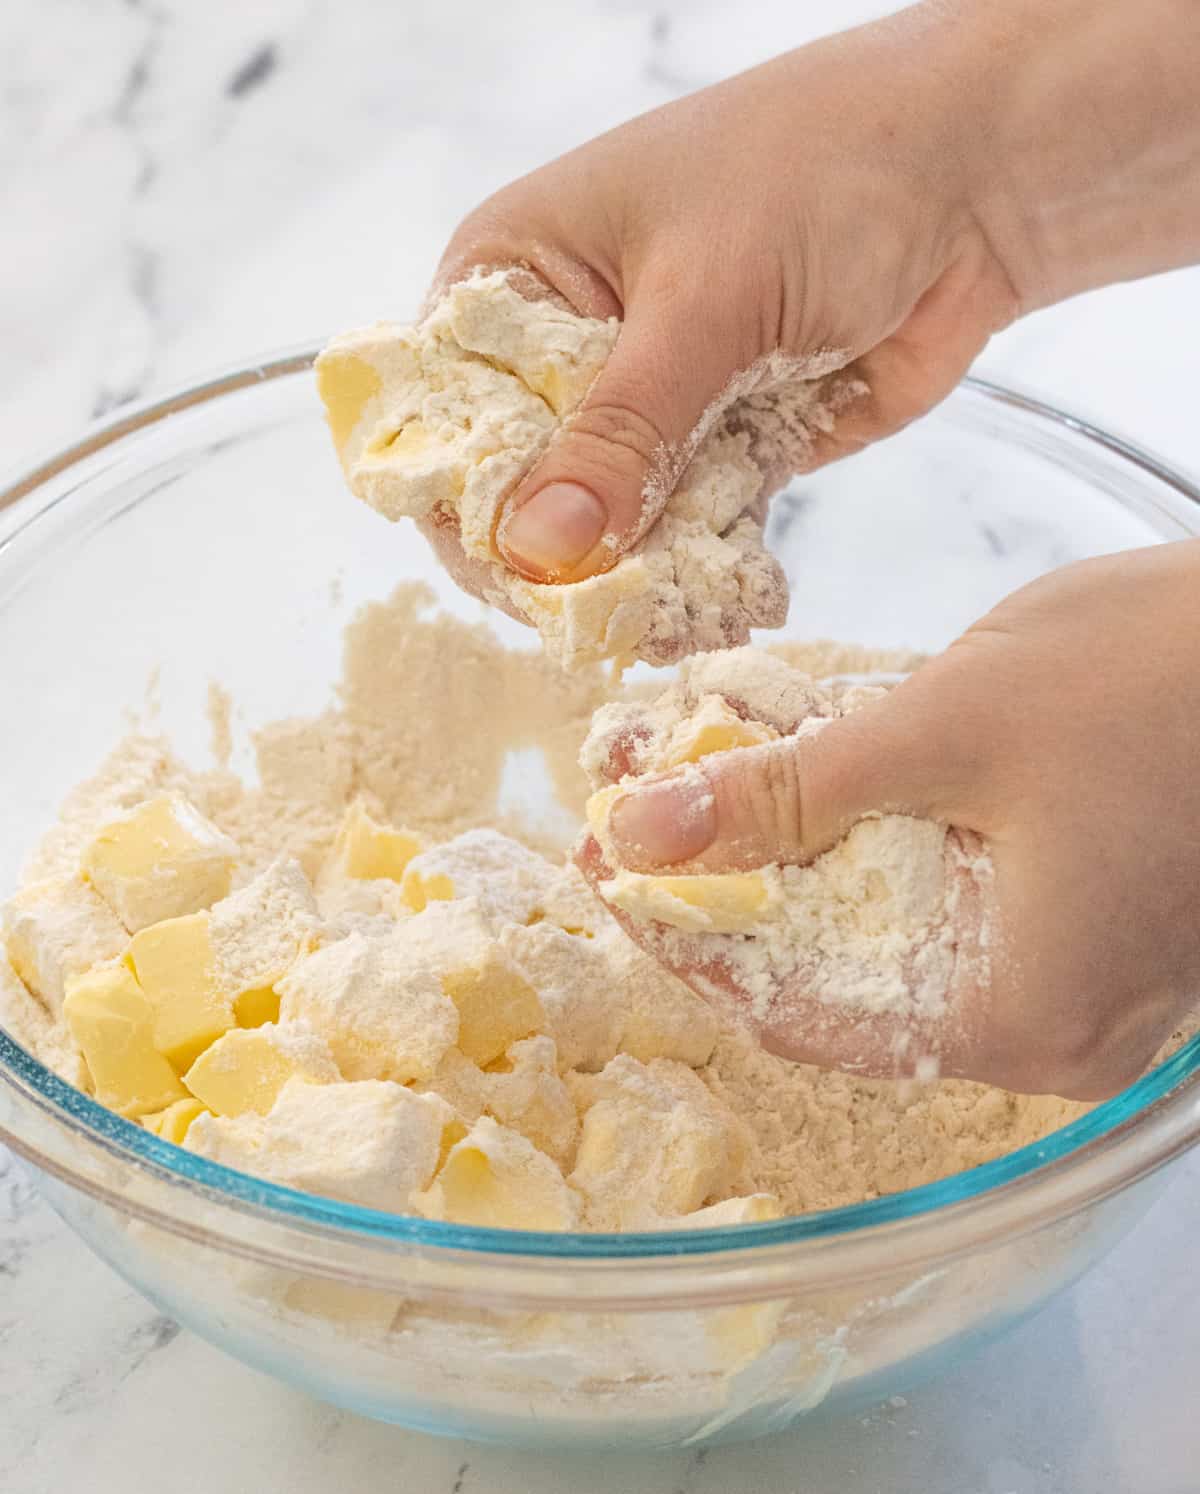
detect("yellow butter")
[421,1117,579,1231]
[142,1097,209,1145]
[601,869,779,935]
[665,698,778,766]
[82,794,237,932]
[410,902,545,1067]
[584,784,621,839]
[127,912,235,1070]
[677,1194,784,1228]
[62,964,187,1118]
[332,803,424,882]
[400,869,455,913]
[183,1023,339,1117]
[234,986,281,1028]
[315,351,381,453]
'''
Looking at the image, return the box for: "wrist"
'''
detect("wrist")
[952,0,1200,314]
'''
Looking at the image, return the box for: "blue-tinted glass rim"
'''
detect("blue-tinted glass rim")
[3,1025,1200,1258]
[2,354,1200,1262]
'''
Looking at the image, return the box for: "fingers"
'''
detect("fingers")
[606,665,986,873]
[496,293,735,583]
[415,511,531,627]
[574,832,954,1079]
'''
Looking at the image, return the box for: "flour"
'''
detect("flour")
[318,270,857,669]
[582,647,989,1032]
[0,587,1148,1230]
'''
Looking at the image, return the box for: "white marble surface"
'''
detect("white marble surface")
[2,2,1199,1490]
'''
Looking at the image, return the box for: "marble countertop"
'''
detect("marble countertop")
[2,2,1199,1490]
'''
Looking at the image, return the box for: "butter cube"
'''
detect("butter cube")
[405,900,544,1067]
[276,930,458,1083]
[186,1077,455,1213]
[209,858,322,1007]
[126,912,235,1070]
[417,1116,580,1231]
[676,1194,784,1228]
[664,695,778,766]
[485,1037,578,1167]
[603,934,718,1068]
[315,349,382,454]
[568,1056,750,1230]
[62,963,187,1117]
[142,1097,209,1145]
[498,923,623,1073]
[600,867,783,935]
[327,803,424,883]
[400,829,578,928]
[82,794,238,931]
[182,1022,340,1117]
[2,875,127,1014]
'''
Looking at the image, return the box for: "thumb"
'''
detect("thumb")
[605,673,980,873]
[497,300,730,583]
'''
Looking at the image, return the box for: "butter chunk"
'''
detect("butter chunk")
[498,922,623,1073]
[568,1056,750,1230]
[326,803,424,883]
[602,933,719,1069]
[276,930,457,1083]
[187,1077,455,1212]
[2,876,128,1016]
[674,1194,783,1229]
[0,950,92,1090]
[404,900,544,1066]
[600,867,784,935]
[142,1097,209,1145]
[664,694,778,766]
[209,858,323,1007]
[82,793,238,931]
[127,912,235,1070]
[63,963,187,1118]
[183,1022,340,1117]
[400,828,574,927]
[485,1037,578,1167]
[417,1116,580,1231]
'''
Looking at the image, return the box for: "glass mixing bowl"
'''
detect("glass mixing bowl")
[1,355,1199,1451]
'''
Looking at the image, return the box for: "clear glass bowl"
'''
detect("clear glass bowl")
[2,354,1199,1451]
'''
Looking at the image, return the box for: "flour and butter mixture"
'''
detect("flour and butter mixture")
[0,585,1093,1228]
[315,268,856,670]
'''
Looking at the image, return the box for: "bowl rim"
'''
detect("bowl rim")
[2,350,1200,1270]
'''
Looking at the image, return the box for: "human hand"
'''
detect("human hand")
[425,0,1199,602]
[578,541,1200,1101]
[425,5,1021,593]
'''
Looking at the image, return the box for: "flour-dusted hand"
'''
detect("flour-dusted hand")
[579,543,1200,1101]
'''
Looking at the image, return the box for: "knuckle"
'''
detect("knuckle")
[568,399,667,470]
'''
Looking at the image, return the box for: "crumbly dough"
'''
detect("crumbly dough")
[0,586,1158,1228]
[583,646,987,1028]
[316,269,842,668]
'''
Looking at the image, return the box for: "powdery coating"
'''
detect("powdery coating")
[209,858,323,995]
[583,646,977,1026]
[318,270,852,669]
[567,1055,754,1230]
[187,1077,453,1213]
[276,930,458,1083]
[416,1113,582,1231]
[0,948,91,1091]
[403,828,599,930]
[2,876,128,1015]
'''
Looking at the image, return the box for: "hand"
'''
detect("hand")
[427,5,1020,591]
[426,0,1198,599]
[578,542,1200,1101]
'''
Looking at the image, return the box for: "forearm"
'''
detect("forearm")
[953,0,1200,312]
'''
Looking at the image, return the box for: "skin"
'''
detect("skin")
[430,0,1200,1097]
